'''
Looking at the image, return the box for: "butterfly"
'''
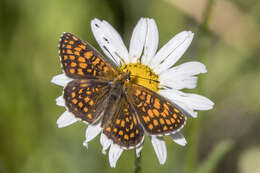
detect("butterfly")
[59,32,187,149]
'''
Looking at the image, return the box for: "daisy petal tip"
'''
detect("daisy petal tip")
[50,77,56,84]
[179,30,193,40]
[188,30,194,35]
[100,133,112,155]
[136,144,144,158]
[187,110,198,118]
[197,96,215,111]
[109,144,123,168]
[129,18,147,61]
[91,19,102,30]
[56,111,78,128]
[208,102,214,109]
[51,74,72,87]
[50,75,62,85]
[91,18,100,23]
[56,96,65,107]
[151,136,167,165]
[110,163,116,168]
[207,102,215,111]
[158,154,166,164]
[189,61,207,74]
[170,132,187,147]
[141,17,159,65]
[83,141,88,149]
[201,64,207,73]
[138,17,145,22]
[209,99,215,106]
[102,150,107,155]
[159,160,166,165]
[85,121,102,143]
[183,31,194,38]
[178,30,190,37]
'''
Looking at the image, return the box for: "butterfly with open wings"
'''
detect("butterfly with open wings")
[52,18,214,167]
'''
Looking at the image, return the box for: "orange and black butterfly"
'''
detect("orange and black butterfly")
[59,32,187,149]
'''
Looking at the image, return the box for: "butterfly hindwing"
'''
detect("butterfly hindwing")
[126,83,187,135]
[59,32,118,80]
[102,94,144,149]
[63,79,111,123]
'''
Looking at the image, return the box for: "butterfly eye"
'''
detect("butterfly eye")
[127,74,131,81]
[126,70,131,80]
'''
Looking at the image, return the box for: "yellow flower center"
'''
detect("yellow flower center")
[118,63,159,92]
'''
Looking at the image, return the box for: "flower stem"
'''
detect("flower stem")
[134,152,141,173]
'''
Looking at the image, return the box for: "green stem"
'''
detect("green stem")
[134,152,141,173]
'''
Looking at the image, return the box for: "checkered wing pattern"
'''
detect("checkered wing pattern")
[59,32,118,80]
[127,84,187,135]
[102,95,144,149]
[63,79,111,123]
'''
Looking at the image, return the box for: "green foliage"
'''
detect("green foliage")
[197,140,234,173]
[0,0,259,173]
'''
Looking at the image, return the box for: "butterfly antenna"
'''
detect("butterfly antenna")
[115,52,126,66]
[159,85,173,90]
[103,46,121,66]
[130,75,173,90]
[130,75,160,83]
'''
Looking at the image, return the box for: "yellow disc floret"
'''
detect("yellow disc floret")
[118,63,159,92]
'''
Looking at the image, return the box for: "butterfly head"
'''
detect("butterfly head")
[119,70,131,83]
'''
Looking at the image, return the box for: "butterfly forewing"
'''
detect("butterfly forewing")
[59,32,118,80]
[103,95,144,149]
[63,79,111,123]
[126,83,187,135]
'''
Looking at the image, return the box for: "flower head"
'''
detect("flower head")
[52,18,214,167]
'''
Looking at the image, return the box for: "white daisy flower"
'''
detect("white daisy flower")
[51,18,214,168]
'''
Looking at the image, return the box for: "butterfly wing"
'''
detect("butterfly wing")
[126,83,187,135]
[102,94,144,149]
[63,79,111,123]
[59,32,118,80]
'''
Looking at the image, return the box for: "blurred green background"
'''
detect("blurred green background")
[0,0,260,173]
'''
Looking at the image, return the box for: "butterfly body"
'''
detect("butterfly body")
[59,32,187,149]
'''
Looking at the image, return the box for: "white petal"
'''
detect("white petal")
[129,18,147,63]
[102,21,128,53]
[109,144,123,168]
[91,18,128,65]
[142,18,159,65]
[100,133,112,154]
[150,31,190,68]
[102,20,129,63]
[83,120,102,147]
[159,89,214,118]
[83,141,88,148]
[150,136,167,164]
[160,61,207,78]
[56,96,65,107]
[51,73,73,87]
[169,132,187,146]
[56,111,78,128]
[151,31,194,74]
[159,62,207,90]
[136,143,144,158]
